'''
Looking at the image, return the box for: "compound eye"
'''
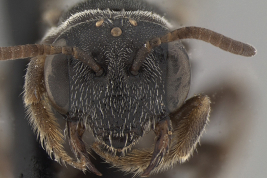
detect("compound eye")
[44,54,70,114]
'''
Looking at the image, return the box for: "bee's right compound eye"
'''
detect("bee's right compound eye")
[44,54,70,114]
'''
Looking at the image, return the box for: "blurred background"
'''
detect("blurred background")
[0,0,266,178]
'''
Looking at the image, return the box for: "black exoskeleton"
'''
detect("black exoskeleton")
[0,0,256,177]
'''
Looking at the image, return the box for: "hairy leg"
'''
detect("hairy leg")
[141,119,172,177]
[67,121,102,176]
[167,95,210,162]
[24,56,90,172]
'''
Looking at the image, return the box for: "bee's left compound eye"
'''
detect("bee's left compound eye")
[44,54,70,114]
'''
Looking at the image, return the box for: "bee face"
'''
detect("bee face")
[0,0,256,177]
[44,11,171,154]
